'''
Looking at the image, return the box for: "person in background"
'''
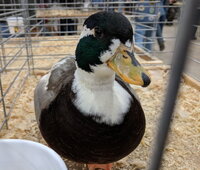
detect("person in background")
[191,2,200,40]
[156,0,169,51]
[134,0,158,52]
[166,0,177,26]
[156,0,176,51]
[91,0,105,9]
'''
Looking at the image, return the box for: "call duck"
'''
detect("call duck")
[34,11,151,170]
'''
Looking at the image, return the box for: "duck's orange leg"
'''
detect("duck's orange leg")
[87,163,112,170]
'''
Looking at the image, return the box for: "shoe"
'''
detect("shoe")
[159,42,165,51]
[191,37,197,40]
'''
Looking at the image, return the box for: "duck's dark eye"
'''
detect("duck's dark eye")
[94,27,103,38]
[123,55,128,59]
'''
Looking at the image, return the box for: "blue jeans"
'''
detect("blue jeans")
[0,22,11,38]
[156,15,166,45]
[135,24,154,51]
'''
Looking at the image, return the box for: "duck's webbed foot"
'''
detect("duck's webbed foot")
[87,163,112,170]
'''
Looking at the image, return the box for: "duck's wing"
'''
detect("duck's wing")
[34,57,76,123]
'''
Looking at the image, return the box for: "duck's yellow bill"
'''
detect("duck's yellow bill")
[107,44,151,87]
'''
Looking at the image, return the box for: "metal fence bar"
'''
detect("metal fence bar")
[0,9,24,17]
[148,1,199,170]
[0,71,29,131]
[0,44,25,73]
[0,0,30,130]
[0,59,28,103]
[0,1,160,7]
[21,0,34,73]
[0,75,8,129]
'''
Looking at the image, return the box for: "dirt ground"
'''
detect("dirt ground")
[0,66,199,170]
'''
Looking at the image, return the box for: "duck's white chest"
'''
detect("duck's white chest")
[72,79,132,125]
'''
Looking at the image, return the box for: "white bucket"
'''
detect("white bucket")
[0,139,68,170]
[6,17,25,34]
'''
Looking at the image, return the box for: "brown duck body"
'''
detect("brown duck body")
[39,76,145,164]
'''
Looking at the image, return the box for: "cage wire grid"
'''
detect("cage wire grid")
[0,0,199,169]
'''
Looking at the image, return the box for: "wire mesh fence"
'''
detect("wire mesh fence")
[0,0,33,130]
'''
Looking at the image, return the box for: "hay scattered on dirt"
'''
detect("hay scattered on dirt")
[0,66,199,170]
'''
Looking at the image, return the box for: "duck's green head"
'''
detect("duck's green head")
[75,11,151,87]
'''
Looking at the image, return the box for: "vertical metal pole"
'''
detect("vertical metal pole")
[1,0,7,69]
[151,1,159,54]
[0,28,4,69]
[21,0,34,74]
[0,74,8,129]
[21,0,30,73]
[0,0,8,129]
[148,1,199,170]
[0,35,7,69]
